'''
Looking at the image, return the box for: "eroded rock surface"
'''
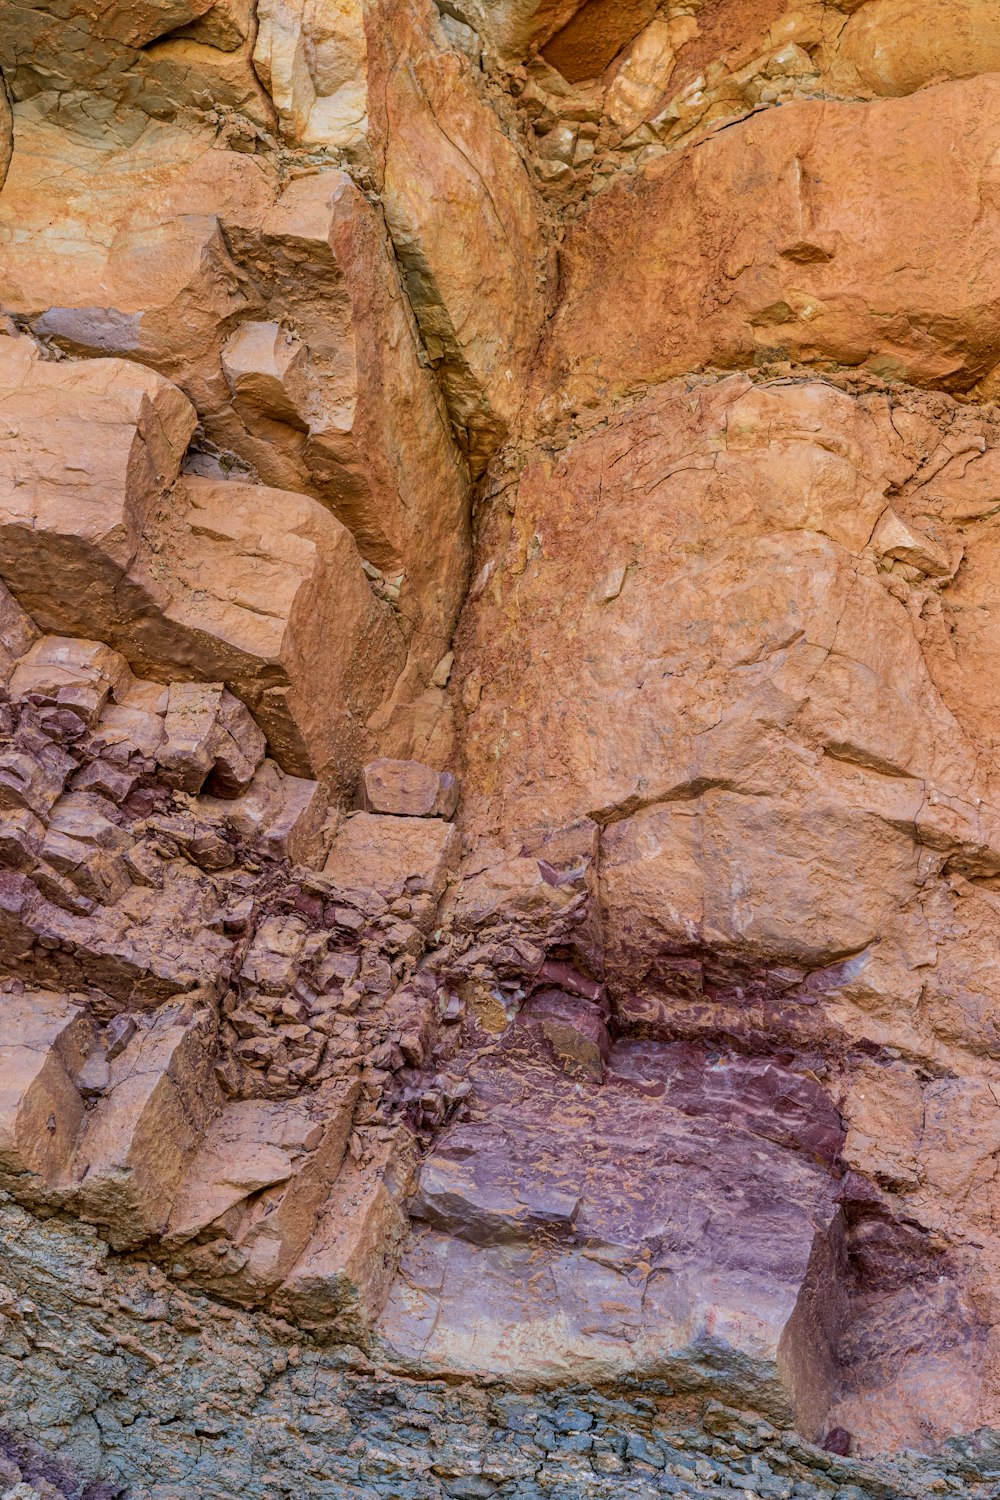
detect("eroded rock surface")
[2,0,1000,1490]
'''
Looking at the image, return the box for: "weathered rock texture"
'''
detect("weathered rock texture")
[2,0,1000,1493]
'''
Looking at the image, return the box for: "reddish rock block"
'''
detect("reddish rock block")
[357,758,459,819]
[518,989,609,1081]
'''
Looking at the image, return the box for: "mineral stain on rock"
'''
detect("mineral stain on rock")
[1,0,1000,1495]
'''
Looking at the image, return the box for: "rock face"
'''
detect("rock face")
[2,0,1000,1491]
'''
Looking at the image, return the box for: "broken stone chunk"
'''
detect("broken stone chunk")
[0,339,197,637]
[323,812,460,913]
[9,637,134,727]
[222,320,311,429]
[165,1082,360,1303]
[198,758,327,866]
[357,758,460,818]
[274,1136,415,1335]
[872,507,959,580]
[0,988,92,1197]
[0,808,44,870]
[518,989,609,1081]
[157,682,267,796]
[68,1003,221,1248]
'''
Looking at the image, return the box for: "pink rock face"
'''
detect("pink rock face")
[382,1037,848,1436]
[6,0,1000,1473]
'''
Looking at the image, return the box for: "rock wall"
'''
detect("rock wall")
[2,0,1000,1493]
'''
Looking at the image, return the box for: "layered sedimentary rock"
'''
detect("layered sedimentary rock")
[3,0,1000,1493]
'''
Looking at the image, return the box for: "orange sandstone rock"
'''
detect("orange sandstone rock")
[536,77,1000,423]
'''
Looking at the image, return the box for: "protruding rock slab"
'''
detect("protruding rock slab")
[0,337,197,634]
[357,759,459,819]
[0,122,272,412]
[68,1002,221,1248]
[252,168,472,692]
[156,682,266,796]
[323,813,460,909]
[0,988,92,1196]
[536,76,1000,421]
[365,0,545,471]
[275,1136,415,1336]
[380,1041,847,1437]
[0,350,406,784]
[129,474,404,783]
[164,1081,359,1303]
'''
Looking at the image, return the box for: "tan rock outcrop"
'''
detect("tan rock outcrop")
[0,118,272,412]
[0,336,197,633]
[0,339,406,784]
[0,987,92,1198]
[826,0,1000,97]
[365,0,545,470]
[253,0,367,152]
[124,475,405,784]
[245,169,471,671]
[357,759,459,819]
[536,77,1000,421]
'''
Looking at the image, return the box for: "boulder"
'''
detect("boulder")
[323,812,460,909]
[122,475,405,785]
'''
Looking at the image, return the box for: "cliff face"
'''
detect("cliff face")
[2,1,1000,1494]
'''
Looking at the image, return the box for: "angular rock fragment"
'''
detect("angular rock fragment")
[253,0,368,152]
[164,1080,359,1302]
[274,1136,415,1335]
[253,170,471,684]
[221,320,312,429]
[872,508,958,580]
[357,758,459,819]
[197,759,327,865]
[0,339,197,636]
[157,683,266,796]
[126,479,405,786]
[68,1002,220,1248]
[0,123,271,413]
[517,988,608,1080]
[323,812,460,910]
[0,988,92,1197]
[9,639,134,728]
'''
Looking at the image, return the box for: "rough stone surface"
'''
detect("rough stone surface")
[536,77,1000,422]
[2,0,1000,1491]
